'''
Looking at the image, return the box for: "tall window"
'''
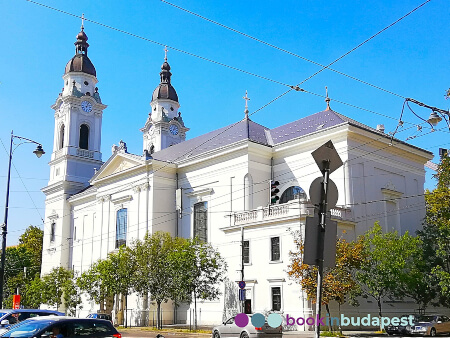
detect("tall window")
[50,222,56,242]
[194,202,207,242]
[271,287,281,311]
[279,186,306,204]
[116,208,127,248]
[59,125,65,149]
[243,240,250,264]
[271,236,280,261]
[79,124,89,150]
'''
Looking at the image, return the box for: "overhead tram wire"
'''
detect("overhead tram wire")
[25,0,292,89]
[160,0,412,100]
[249,0,433,115]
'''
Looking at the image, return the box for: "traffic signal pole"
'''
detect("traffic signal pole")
[314,160,331,338]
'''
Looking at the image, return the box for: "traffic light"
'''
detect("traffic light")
[270,180,280,204]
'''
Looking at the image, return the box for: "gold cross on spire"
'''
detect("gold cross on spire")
[243,90,250,119]
[325,86,331,110]
[164,46,168,61]
[81,13,85,31]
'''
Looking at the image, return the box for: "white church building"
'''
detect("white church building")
[41,26,433,326]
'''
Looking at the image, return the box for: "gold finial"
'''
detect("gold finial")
[164,46,168,61]
[81,13,85,31]
[325,86,331,110]
[243,90,250,119]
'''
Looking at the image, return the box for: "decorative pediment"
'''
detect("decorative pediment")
[91,153,144,182]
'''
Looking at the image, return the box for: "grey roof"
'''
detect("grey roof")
[69,185,97,201]
[271,109,350,144]
[153,118,270,163]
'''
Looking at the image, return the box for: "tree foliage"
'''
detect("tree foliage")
[418,154,450,306]
[288,231,363,325]
[353,223,420,328]
[2,226,43,308]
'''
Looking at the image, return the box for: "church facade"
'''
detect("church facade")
[41,26,433,326]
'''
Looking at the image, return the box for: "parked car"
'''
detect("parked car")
[386,314,419,335]
[0,316,121,338]
[212,315,282,338]
[86,313,112,323]
[0,309,64,334]
[410,314,450,336]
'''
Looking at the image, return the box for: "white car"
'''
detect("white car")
[212,315,282,338]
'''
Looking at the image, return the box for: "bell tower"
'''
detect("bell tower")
[41,21,106,275]
[141,48,188,154]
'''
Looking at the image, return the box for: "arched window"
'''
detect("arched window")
[116,208,127,248]
[79,124,89,150]
[194,202,207,242]
[59,125,65,149]
[279,186,307,204]
[150,144,155,154]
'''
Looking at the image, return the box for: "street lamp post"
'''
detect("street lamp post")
[0,131,45,306]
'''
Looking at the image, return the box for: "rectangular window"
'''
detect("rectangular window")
[271,287,281,311]
[271,237,280,261]
[243,240,250,264]
[116,208,127,248]
[73,226,77,241]
[194,202,208,242]
[50,222,56,242]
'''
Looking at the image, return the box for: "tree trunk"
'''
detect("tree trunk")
[194,291,197,330]
[338,302,342,334]
[377,298,382,331]
[325,303,332,331]
[124,295,128,328]
[157,301,161,330]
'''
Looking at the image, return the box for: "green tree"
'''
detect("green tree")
[26,276,44,308]
[19,225,43,268]
[176,238,226,329]
[105,246,136,326]
[132,232,173,329]
[41,267,77,313]
[354,223,420,330]
[76,259,114,312]
[417,154,450,306]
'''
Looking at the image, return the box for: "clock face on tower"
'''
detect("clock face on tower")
[81,100,93,113]
[169,124,179,135]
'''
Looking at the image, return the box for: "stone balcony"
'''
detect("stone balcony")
[230,199,352,227]
[52,146,101,161]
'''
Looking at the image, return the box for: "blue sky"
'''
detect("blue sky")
[1,0,449,244]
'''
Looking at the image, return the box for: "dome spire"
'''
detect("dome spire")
[75,13,89,56]
[325,86,331,110]
[243,90,250,120]
[151,47,178,102]
[160,46,172,84]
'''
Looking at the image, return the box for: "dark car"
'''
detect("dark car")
[0,309,64,334]
[0,316,121,338]
[86,314,112,323]
[386,314,418,335]
[410,314,450,336]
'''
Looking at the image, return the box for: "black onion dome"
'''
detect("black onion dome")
[151,59,178,102]
[64,28,96,77]
[65,54,96,76]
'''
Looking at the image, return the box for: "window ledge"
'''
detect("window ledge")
[269,260,283,264]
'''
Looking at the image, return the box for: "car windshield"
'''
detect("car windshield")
[1,320,52,337]
[417,315,436,322]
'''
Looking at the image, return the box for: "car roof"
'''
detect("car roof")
[24,316,111,322]
[0,309,63,313]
